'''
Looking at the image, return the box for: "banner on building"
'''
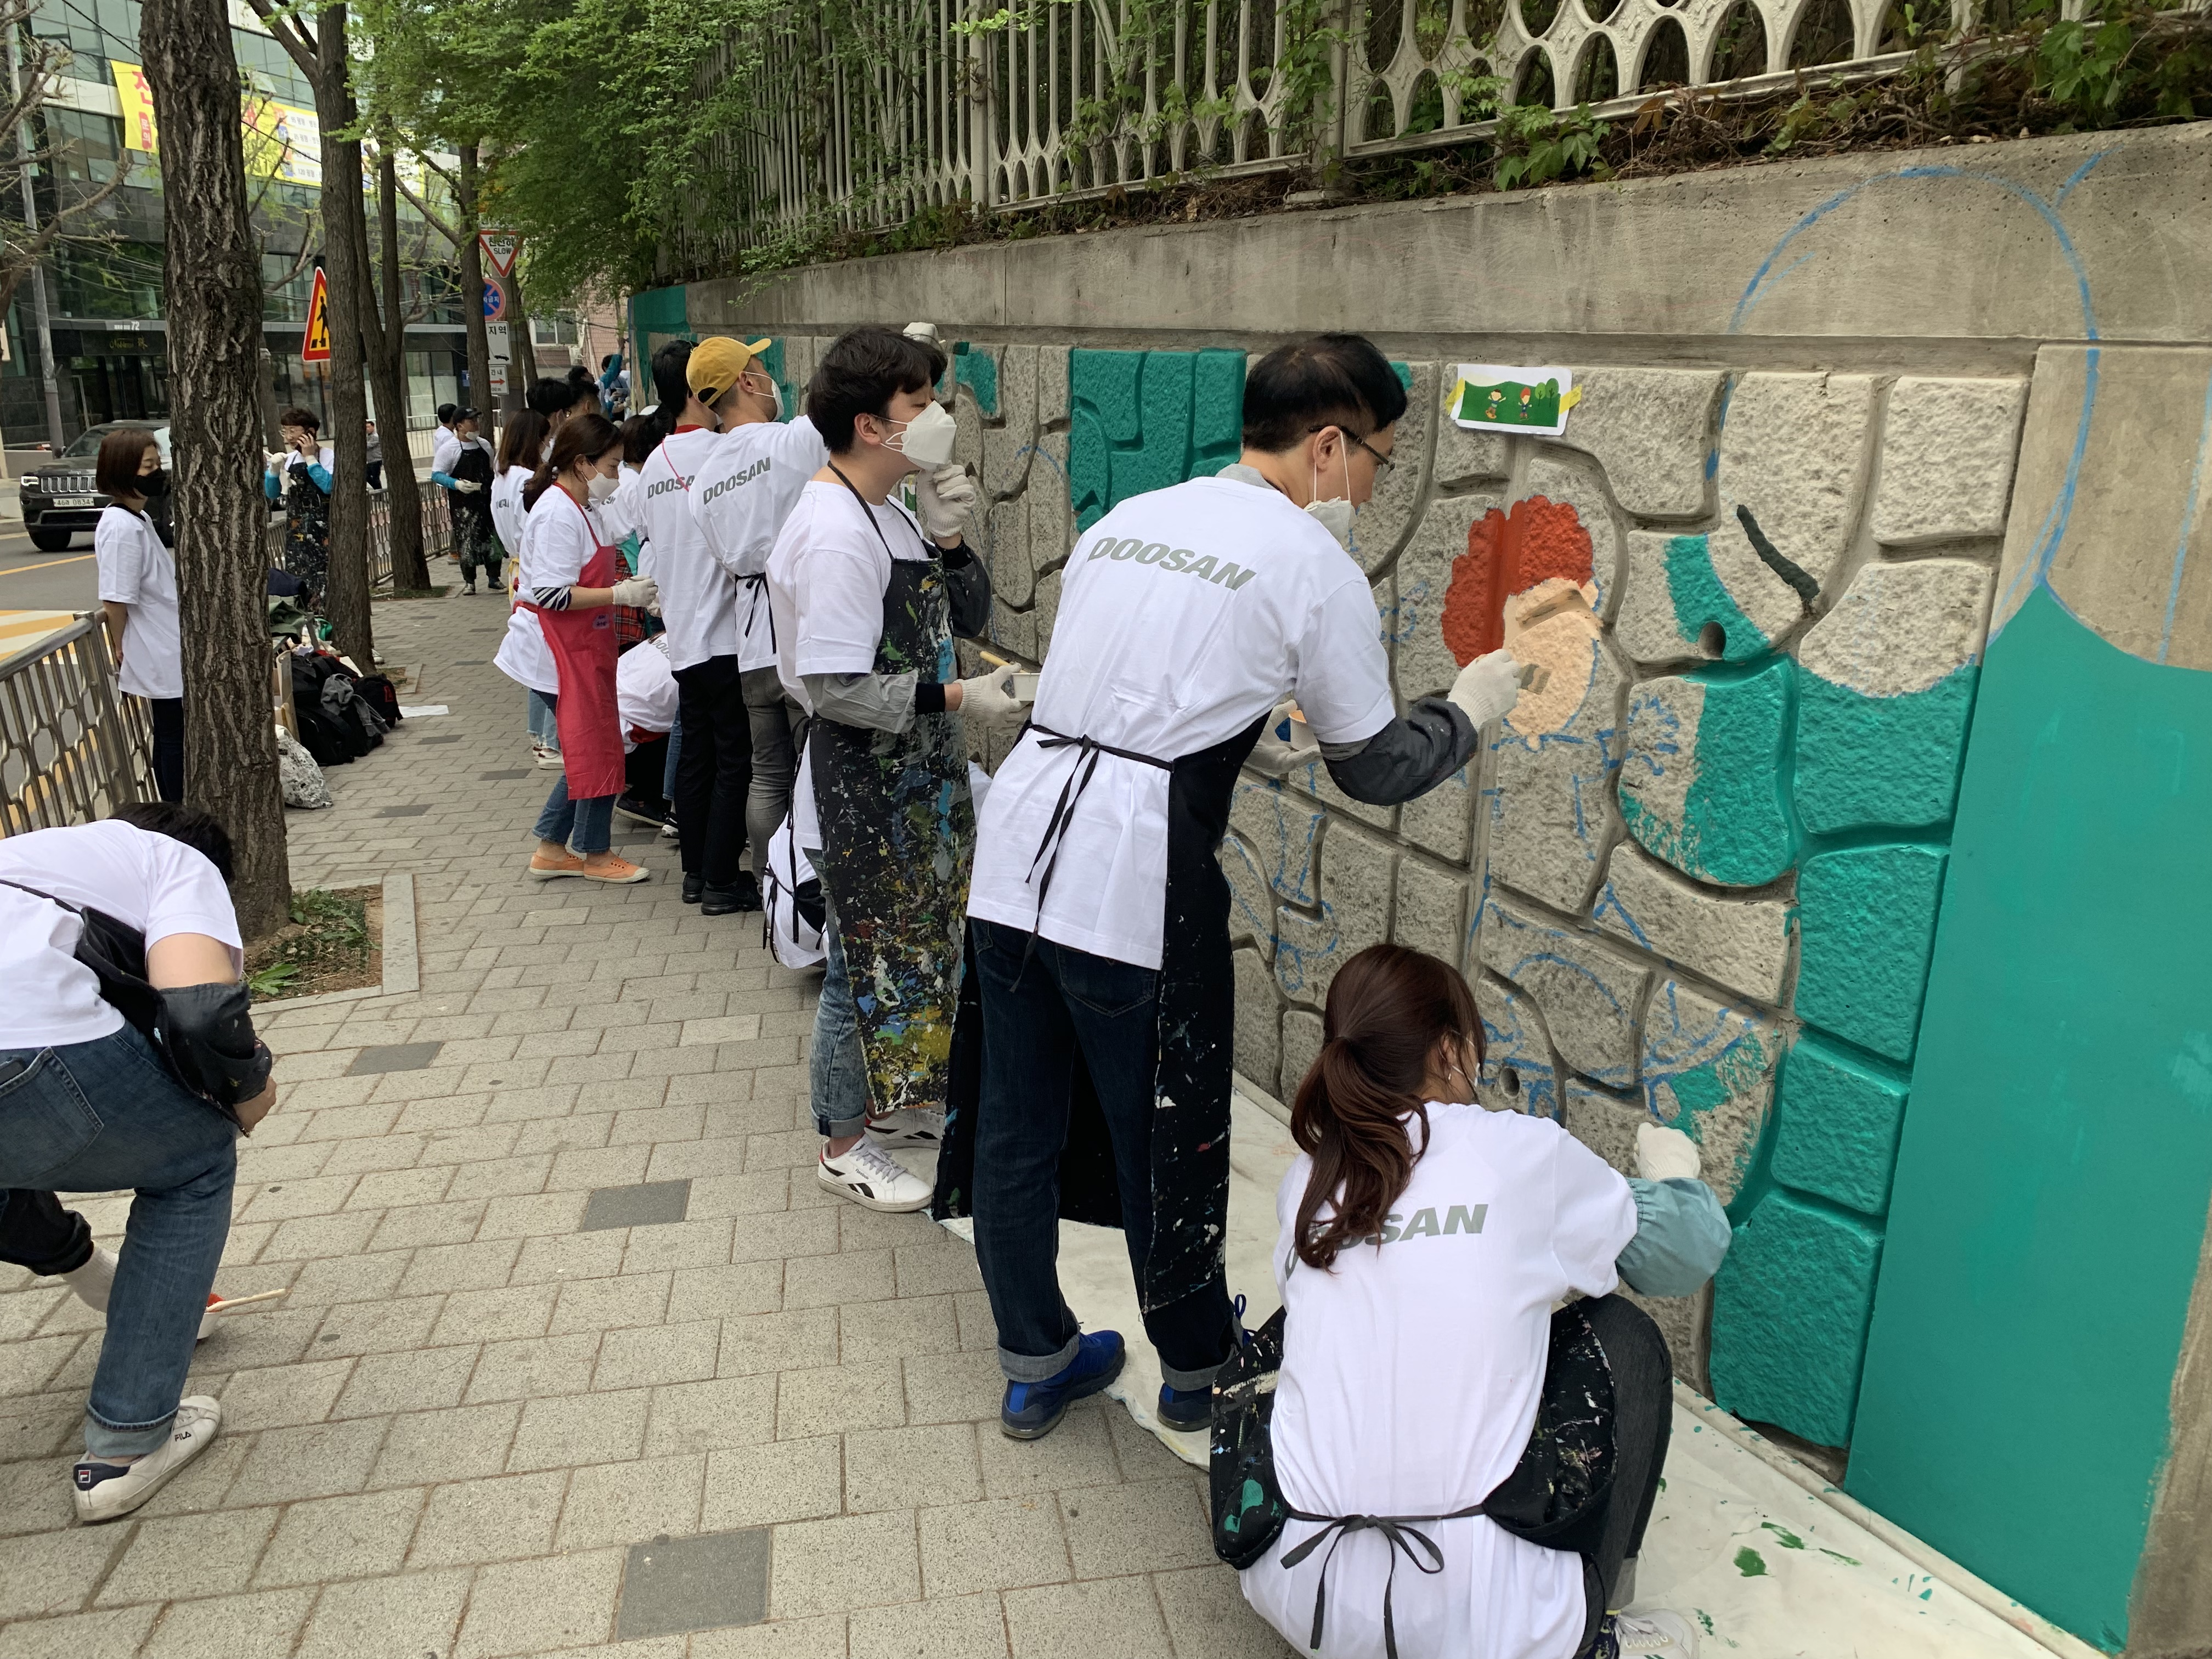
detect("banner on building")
[111,61,324,187]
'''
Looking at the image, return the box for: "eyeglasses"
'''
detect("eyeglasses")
[1312,425,1395,483]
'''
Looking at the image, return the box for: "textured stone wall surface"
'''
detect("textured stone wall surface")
[759,331,2025,1453]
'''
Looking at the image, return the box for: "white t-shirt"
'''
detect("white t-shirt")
[967,473,1397,969]
[617,635,678,744]
[616,464,653,580]
[690,416,829,672]
[271,445,335,488]
[0,821,243,1050]
[1245,1103,1639,1659]
[490,465,530,555]
[636,426,733,672]
[517,484,608,592]
[431,426,461,479]
[95,503,182,699]
[764,478,939,852]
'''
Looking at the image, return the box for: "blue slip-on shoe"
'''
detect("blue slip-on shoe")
[1156,1383,1212,1433]
[1001,1330,1125,1440]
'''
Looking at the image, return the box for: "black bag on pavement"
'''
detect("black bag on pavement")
[353,674,403,727]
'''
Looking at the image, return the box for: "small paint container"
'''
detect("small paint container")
[1011,673,1040,702]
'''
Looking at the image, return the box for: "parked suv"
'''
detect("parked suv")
[20,420,170,552]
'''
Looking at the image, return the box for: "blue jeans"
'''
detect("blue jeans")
[534,775,614,855]
[527,687,559,749]
[0,1025,238,1456]
[808,870,871,1140]
[663,715,682,803]
[969,919,1235,1389]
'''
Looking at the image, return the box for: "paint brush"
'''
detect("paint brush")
[204,1287,290,1315]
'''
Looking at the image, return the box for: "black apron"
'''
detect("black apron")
[935,709,1266,1314]
[808,472,975,1116]
[283,455,331,597]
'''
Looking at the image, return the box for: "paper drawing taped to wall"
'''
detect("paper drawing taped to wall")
[1448,364,1583,436]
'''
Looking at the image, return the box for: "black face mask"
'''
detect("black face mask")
[140,467,169,496]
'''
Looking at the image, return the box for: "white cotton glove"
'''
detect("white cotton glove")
[915,464,977,543]
[452,479,483,494]
[1636,1124,1703,1183]
[1246,698,1316,778]
[1448,648,1523,729]
[610,575,660,613]
[264,450,286,471]
[955,663,1027,733]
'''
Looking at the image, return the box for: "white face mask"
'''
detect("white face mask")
[1304,432,1356,549]
[754,371,784,422]
[586,470,620,503]
[886,400,957,469]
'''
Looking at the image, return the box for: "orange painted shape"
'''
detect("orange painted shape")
[1438,496,1597,668]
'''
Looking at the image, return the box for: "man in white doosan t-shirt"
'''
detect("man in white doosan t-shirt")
[637,337,769,917]
[688,346,830,896]
[955,334,1526,1441]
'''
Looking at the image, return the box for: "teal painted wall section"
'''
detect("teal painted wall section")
[952,342,1000,416]
[1069,348,1246,530]
[755,338,791,419]
[1769,1038,1909,1216]
[629,285,687,345]
[1662,533,1770,661]
[1795,665,1976,833]
[1795,844,1948,1064]
[1709,1192,1886,1446]
[1849,585,2212,1650]
[1619,659,1798,888]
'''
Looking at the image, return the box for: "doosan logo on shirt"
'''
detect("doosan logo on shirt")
[1364,1203,1488,1246]
[1082,533,1260,589]
[699,456,771,509]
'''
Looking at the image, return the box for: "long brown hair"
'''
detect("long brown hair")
[522,411,619,511]
[498,409,549,477]
[1290,943,1485,1271]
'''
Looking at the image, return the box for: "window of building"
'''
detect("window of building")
[54,240,162,320]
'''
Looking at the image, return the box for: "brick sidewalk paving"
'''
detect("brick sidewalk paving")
[0,590,1293,1658]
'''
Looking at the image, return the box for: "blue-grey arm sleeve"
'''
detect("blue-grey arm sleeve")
[1616,1177,1733,1297]
[263,471,280,501]
[1320,696,1479,805]
[306,463,332,493]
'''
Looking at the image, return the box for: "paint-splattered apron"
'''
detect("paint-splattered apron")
[809,471,975,1117]
[283,459,331,601]
[518,496,627,802]
[935,712,1266,1314]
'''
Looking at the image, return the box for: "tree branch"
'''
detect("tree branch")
[244,0,322,86]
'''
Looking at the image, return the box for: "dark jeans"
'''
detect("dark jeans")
[969,918,1237,1391]
[0,1188,94,1276]
[148,696,183,803]
[364,460,383,490]
[626,735,671,814]
[1573,1295,1674,1649]
[672,653,753,888]
[0,1024,238,1456]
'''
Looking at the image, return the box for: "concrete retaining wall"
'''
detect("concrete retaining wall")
[648,120,2212,1653]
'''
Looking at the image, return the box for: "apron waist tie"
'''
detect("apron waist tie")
[1018,721,1171,977]
[1278,1503,1486,1659]
[740,572,775,655]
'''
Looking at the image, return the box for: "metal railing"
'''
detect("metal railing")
[265,490,455,590]
[675,0,2126,268]
[0,614,155,834]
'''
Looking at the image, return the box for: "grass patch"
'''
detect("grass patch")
[245,884,382,1001]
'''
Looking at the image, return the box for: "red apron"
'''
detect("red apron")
[519,494,626,801]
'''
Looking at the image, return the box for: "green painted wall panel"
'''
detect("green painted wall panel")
[1662,533,1771,661]
[1795,665,1977,834]
[1795,844,1947,1064]
[1710,1190,1885,1448]
[1070,348,1250,531]
[1768,1037,1909,1216]
[1849,586,2212,1651]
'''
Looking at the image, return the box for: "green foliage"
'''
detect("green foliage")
[1491,103,1609,190]
[245,961,301,998]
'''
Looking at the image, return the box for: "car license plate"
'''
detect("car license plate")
[53,496,95,507]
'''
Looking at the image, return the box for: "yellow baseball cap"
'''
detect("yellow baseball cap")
[687,336,772,401]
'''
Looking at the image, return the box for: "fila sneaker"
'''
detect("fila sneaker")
[817,1139,933,1212]
[72,1397,222,1523]
[1002,1330,1125,1440]
[865,1108,945,1149]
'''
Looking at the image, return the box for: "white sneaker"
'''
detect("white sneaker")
[533,746,564,769]
[60,1247,116,1313]
[1608,1610,1699,1657]
[818,1140,934,1212]
[659,821,680,839]
[72,1397,222,1523]
[866,1108,945,1149]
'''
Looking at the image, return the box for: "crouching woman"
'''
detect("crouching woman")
[1242,943,1731,1659]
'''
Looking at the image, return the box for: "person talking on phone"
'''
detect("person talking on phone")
[0,803,279,1523]
[951,333,1526,1440]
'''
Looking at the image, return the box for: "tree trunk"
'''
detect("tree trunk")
[255,344,283,448]
[140,0,290,938]
[508,262,539,400]
[309,4,374,670]
[369,148,428,591]
[457,144,491,433]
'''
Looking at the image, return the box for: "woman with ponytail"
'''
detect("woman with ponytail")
[515,413,662,883]
[1241,944,1731,1659]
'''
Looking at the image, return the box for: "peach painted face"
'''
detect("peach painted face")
[1501,577,1603,738]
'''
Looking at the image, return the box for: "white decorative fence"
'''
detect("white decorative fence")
[676,0,2116,268]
